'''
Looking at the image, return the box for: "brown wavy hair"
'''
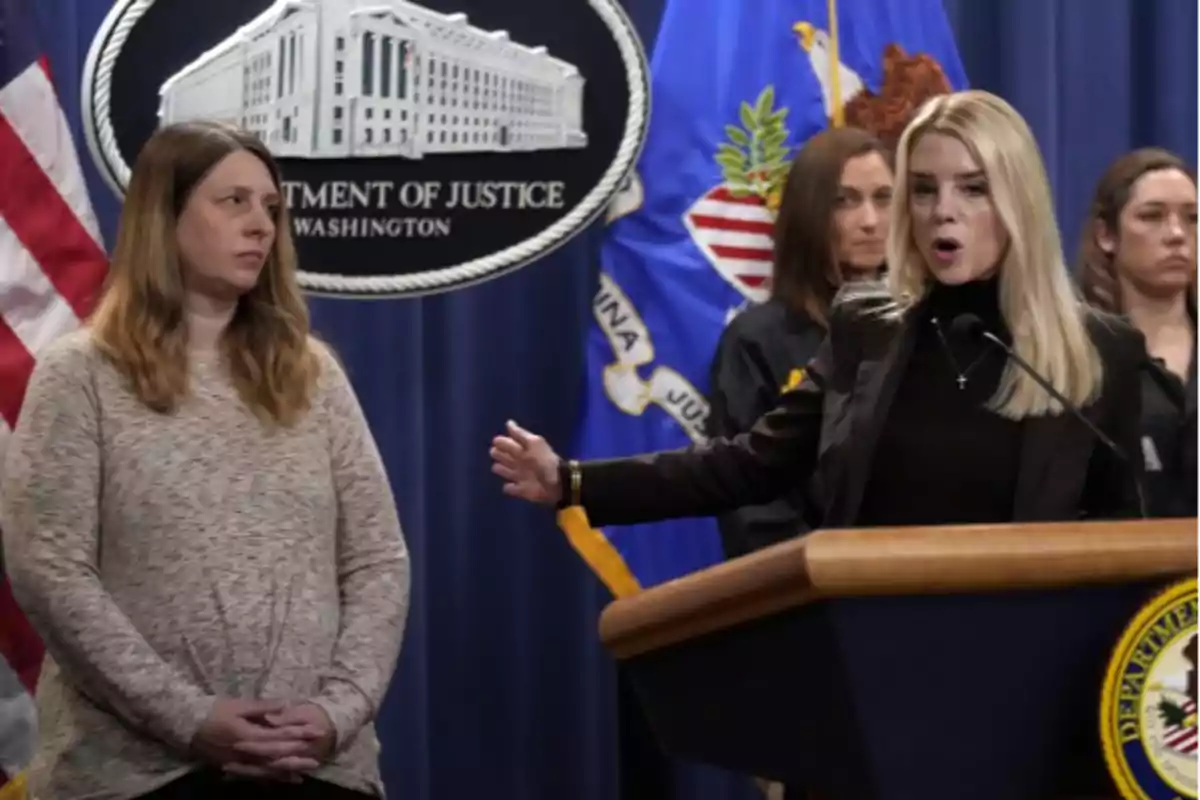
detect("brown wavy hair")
[89,120,321,426]
[770,126,892,327]
[1076,147,1197,313]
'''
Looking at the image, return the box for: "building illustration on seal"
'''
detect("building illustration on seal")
[157,0,588,159]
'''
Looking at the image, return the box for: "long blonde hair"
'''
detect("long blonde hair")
[89,120,321,426]
[875,90,1103,418]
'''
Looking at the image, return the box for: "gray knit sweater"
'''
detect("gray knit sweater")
[1,331,410,799]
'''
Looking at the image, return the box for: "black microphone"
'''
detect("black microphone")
[950,312,1147,518]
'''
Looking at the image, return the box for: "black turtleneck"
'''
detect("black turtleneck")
[856,276,1024,527]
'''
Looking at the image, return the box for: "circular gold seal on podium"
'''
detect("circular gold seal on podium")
[1101,577,1198,800]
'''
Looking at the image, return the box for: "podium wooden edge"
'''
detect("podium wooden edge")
[598,518,1198,659]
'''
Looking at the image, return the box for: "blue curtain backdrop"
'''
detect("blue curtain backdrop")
[26,2,1196,799]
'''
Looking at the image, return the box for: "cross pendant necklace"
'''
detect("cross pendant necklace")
[932,317,987,390]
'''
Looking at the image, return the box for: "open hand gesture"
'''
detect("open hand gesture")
[490,420,562,506]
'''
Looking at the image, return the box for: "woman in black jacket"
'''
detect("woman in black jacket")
[1077,147,1196,519]
[492,90,1144,540]
[706,127,893,559]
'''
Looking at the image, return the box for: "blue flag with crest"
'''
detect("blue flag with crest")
[559,0,968,595]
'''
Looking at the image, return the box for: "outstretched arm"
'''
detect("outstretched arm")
[573,367,825,527]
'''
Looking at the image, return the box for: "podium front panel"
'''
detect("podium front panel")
[618,580,1170,800]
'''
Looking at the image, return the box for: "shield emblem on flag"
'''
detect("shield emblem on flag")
[683,185,774,303]
[681,86,791,304]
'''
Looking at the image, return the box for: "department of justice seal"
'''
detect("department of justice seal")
[81,0,650,298]
[1101,577,1198,800]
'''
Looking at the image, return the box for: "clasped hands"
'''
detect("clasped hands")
[192,698,336,782]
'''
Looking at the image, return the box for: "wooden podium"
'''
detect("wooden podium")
[599,519,1197,800]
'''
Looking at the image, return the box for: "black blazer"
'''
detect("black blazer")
[573,299,1147,529]
[1139,326,1197,518]
[705,300,825,558]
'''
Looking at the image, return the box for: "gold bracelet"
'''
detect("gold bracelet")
[568,459,582,506]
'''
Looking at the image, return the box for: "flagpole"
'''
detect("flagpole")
[827,0,844,126]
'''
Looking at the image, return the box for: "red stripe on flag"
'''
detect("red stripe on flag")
[688,213,775,235]
[1166,727,1196,747]
[739,275,767,287]
[0,110,106,321]
[711,244,774,261]
[0,313,35,429]
[0,579,43,695]
[708,187,768,206]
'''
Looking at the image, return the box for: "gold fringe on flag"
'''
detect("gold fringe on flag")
[556,506,642,598]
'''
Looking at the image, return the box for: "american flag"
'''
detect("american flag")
[0,0,109,793]
[683,185,775,304]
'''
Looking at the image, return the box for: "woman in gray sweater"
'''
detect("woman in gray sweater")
[1,120,410,799]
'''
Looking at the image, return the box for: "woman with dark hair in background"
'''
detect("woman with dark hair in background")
[706,127,893,559]
[1077,147,1197,518]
